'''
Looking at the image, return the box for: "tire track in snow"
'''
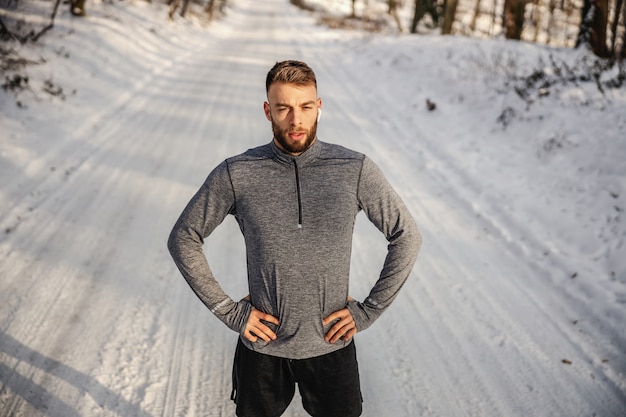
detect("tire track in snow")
[0,25,211,246]
[158,284,200,417]
[66,41,251,417]
[0,52,202,342]
[0,23,237,415]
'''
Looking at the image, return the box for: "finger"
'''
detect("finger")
[323,309,348,326]
[244,329,258,343]
[326,321,355,343]
[245,322,276,342]
[325,316,355,342]
[248,314,278,341]
[259,312,280,326]
[341,327,357,341]
[256,323,277,341]
[325,327,342,343]
[250,308,280,326]
[253,328,274,342]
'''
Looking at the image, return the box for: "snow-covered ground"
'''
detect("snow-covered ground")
[1,0,625,416]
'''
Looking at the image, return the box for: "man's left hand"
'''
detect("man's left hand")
[323,299,357,343]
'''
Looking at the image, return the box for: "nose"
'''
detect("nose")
[290,108,303,126]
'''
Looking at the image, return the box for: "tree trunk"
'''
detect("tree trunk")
[576,0,610,57]
[469,0,481,32]
[388,0,404,31]
[503,0,527,40]
[610,0,623,56]
[590,0,610,57]
[530,0,540,43]
[411,0,426,32]
[621,0,626,60]
[576,0,593,47]
[576,0,609,58]
[442,0,459,34]
[180,0,191,17]
[546,0,557,44]
[204,0,215,17]
[490,0,498,36]
[169,0,180,19]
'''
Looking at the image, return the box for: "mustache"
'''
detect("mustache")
[286,127,308,133]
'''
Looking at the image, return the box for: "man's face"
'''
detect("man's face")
[264,82,322,155]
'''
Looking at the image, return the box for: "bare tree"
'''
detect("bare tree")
[0,0,64,42]
[388,0,404,31]
[546,0,557,44]
[610,0,624,56]
[622,0,626,59]
[411,0,427,32]
[403,0,623,59]
[576,0,610,57]
[442,0,459,34]
[503,0,527,39]
[205,0,217,19]
[168,0,181,19]
[410,0,440,33]
[180,0,192,17]
[490,0,498,36]
[577,0,594,49]
[469,0,481,32]
[529,0,541,42]
[593,0,610,56]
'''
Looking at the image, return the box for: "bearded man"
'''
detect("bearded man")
[168,60,421,417]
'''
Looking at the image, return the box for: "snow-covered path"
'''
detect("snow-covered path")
[1,0,625,416]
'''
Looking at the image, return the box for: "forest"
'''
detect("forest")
[1,0,625,62]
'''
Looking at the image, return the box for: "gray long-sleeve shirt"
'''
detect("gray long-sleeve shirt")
[168,139,421,359]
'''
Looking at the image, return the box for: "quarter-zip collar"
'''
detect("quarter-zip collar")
[270,137,322,166]
[270,138,322,229]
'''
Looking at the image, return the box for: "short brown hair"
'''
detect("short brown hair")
[265,60,317,93]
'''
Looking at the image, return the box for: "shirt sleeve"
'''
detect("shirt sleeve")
[167,160,252,334]
[347,156,422,331]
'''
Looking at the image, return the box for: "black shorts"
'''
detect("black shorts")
[231,338,363,417]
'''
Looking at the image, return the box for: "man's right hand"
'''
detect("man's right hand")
[243,306,279,343]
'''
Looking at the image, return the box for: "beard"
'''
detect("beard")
[272,119,317,155]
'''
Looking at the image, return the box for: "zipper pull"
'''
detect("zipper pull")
[293,159,303,228]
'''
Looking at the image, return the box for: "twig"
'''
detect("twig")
[31,0,63,42]
[0,0,63,43]
[0,16,21,42]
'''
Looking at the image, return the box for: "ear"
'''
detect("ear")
[263,102,272,121]
[316,98,322,122]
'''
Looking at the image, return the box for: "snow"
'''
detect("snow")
[1,0,625,416]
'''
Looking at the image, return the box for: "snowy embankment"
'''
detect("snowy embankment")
[1,0,625,416]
